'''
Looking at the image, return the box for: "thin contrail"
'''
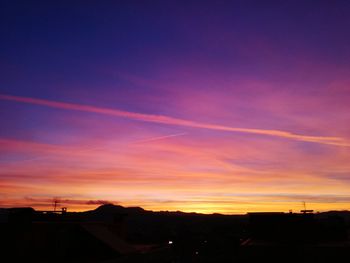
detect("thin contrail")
[0,93,349,147]
[0,132,187,164]
[134,132,187,143]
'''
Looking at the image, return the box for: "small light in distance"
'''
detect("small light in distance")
[168,240,173,245]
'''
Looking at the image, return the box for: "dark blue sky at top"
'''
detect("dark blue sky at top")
[1,0,350,99]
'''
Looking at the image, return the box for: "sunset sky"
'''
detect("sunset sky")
[1,1,350,213]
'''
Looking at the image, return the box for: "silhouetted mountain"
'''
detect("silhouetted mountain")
[92,204,146,214]
[95,203,126,212]
[79,204,147,222]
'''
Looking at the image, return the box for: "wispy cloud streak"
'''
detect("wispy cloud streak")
[1,94,348,146]
[134,132,187,143]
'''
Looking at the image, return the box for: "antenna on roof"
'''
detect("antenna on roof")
[301,201,313,214]
[53,197,60,212]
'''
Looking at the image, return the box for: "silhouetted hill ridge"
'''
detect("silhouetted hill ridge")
[88,205,350,216]
[1,204,350,219]
[90,204,146,214]
[84,204,224,217]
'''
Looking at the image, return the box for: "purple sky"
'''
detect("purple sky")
[1,1,350,213]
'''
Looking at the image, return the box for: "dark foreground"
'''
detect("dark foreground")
[1,205,349,262]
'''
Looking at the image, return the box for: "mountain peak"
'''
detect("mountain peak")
[93,204,145,214]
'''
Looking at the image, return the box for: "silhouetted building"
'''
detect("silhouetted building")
[0,207,172,262]
[239,212,350,263]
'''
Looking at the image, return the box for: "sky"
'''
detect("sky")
[1,0,350,213]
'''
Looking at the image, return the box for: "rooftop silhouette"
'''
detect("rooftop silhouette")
[1,204,349,262]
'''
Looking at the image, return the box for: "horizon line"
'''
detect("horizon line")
[1,203,349,216]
